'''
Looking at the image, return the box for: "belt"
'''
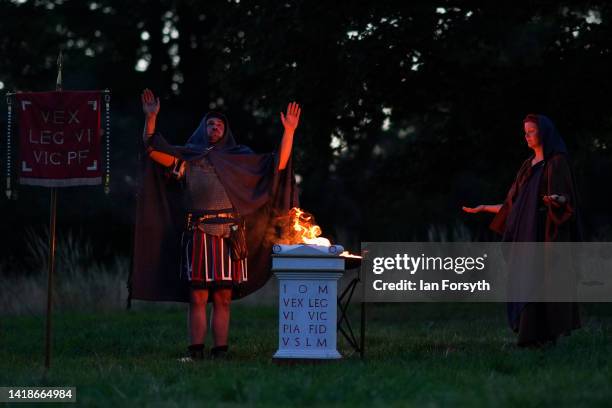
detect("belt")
[185,209,240,231]
[199,213,234,220]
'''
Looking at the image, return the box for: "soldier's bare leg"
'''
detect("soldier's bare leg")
[211,287,232,347]
[189,288,209,345]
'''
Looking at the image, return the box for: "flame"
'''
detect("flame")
[291,207,331,246]
[271,207,330,246]
[272,207,362,259]
[339,250,361,259]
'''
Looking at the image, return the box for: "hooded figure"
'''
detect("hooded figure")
[489,114,582,346]
[132,90,301,361]
[130,110,298,304]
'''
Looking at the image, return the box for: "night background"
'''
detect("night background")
[1,1,611,406]
[2,1,612,265]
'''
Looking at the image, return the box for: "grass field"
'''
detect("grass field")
[1,303,611,407]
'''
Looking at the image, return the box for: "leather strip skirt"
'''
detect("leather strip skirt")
[180,229,248,289]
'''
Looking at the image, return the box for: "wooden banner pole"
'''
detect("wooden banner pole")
[44,49,63,371]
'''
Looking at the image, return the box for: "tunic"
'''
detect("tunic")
[176,155,245,288]
[184,156,233,237]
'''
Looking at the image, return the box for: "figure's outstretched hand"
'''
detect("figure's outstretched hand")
[462,205,485,214]
[141,88,160,118]
[543,194,566,208]
[280,102,301,132]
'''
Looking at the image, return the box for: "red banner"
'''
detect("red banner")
[16,91,102,187]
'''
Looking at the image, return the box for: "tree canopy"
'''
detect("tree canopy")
[1,1,611,262]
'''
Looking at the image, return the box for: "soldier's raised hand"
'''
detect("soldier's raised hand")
[280,102,301,133]
[141,88,160,118]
